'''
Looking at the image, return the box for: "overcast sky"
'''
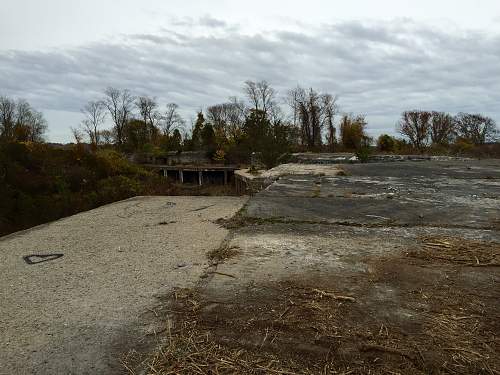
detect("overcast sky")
[1,0,499,142]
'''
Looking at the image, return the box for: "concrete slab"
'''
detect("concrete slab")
[208,223,500,299]
[0,196,247,375]
[159,222,500,373]
[245,160,500,229]
[118,160,500,373]
[235,163,344,194]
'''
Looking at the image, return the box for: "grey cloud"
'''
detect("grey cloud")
[0,19,499,140]
[199,15,227,28]
[130,34,178,44]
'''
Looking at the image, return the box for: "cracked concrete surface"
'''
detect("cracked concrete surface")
[167,159,499,374]
[2,159,500,374]
[247,160,500,228]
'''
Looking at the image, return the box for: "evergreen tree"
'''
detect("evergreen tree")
[201,123,216,155]
[191,112,205,149]
[170,129,182,151]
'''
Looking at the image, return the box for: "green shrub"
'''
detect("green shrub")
[94,149,146,177]
[355,146,372,163]
[0,142,158,236]
[377,134,396,152]
[96,176,143,204]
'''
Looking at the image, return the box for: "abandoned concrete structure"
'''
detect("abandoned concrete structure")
[2,158,499,374]
[141,152,475,189]
[140,151,237,186]
[146,163,238,185]
[139,151,211,166]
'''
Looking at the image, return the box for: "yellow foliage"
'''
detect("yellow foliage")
[213,149,226,161]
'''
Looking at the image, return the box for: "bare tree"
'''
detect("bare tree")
[321,93,339,151]
[0,96,17,140]
[397,110,432,150]
[23,109,47,142]
[244,80,276,119]
[287,87,301,128]
[307,89,322,147]
[206,104,226,136]
[206,98,246,141]
[0,97,47,142]
[13,99,47,142]
[287,87,336,149]
[227,97,246,139]
[454,113,498,144]
[268,104,285,127]
[136,96,157,125]
[161,103,184,136]
[102,87,135,146]
[70,126,84,144]
[430,111,455,145]
[135,95,161,140]
[81,101,106,148]
[99,129,114,145]
[15,100,32,128]
[288,87,309,146]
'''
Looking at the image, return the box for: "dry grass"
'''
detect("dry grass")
[123,237,500,375]
[124,275,499,374]
[423,313,496,373]
[207,244,240,264]
[335,167,350,177]
[408,236,500,266]
[124,321,312,375]
[121,289,315,375]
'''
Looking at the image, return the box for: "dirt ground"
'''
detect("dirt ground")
[125,160,500,375]
[125,228,499,374]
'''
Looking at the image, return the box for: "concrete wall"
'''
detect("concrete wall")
[139,151,211,166]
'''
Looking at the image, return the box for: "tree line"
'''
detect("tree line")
[1,81,499,166]
[393,110,498,151]
[67,81,375,166]
[0,97,47,143]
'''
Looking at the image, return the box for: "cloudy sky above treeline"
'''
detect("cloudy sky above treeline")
[1,0,499,142]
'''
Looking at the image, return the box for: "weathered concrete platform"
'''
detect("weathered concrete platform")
[245,159,500,229]
[287,152,473,164]
[177,158,500,374]
[0,196,247,375]
[3,159,500,374]
[145,164,238,185]
[235,163,344,194]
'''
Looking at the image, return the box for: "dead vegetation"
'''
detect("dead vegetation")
[123,320,310,374]
[207,244,240,264]
[123,235,499,375]
[124,259,499,374]
[409,236,500,266]
[336,167,349,177]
